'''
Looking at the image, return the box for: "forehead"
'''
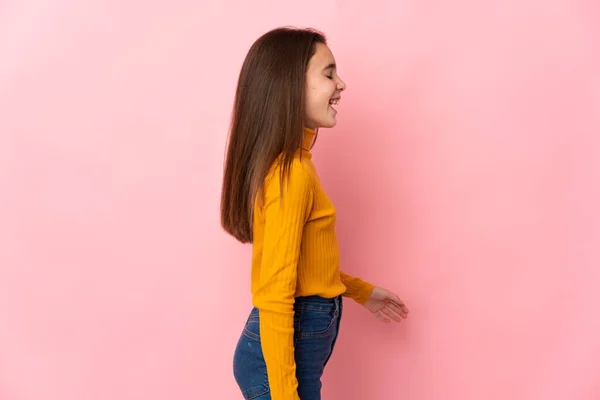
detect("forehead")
[308,43,335,70]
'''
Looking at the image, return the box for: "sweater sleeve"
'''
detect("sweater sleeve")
[340,271,375,305]
[252,165,313,400]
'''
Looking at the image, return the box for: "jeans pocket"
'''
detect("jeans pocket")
[234,323,270,399]
[296,303,339,340]
[243,316,261,341]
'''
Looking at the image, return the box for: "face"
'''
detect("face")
[304,43,346,130]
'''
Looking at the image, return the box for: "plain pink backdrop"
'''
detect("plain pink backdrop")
[1,0,599,399]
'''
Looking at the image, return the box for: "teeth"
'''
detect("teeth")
[329,98,340,106]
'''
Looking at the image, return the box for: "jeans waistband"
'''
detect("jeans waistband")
[294,295,341,312]
[250,295,342,316]
[295,295,340,304]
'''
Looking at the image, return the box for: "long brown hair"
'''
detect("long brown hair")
[220,27,326,243]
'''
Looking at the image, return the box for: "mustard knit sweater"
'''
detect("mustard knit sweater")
[250,127,375,400]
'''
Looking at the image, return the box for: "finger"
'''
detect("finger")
[389,299,408,315]
[373,311,390,323]
[385,302,408,319]
[381,306,402,322]
[388,299,409,314]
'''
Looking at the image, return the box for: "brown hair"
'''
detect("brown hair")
[220,27,326,243]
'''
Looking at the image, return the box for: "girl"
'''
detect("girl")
[220,27,409,400]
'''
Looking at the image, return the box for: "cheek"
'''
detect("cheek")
[307,85,333,107]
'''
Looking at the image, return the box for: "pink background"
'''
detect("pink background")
[1,0,599,399]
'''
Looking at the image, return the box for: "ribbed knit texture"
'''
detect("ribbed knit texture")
[250,127,375,400]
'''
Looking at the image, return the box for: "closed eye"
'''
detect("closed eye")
[324,65,335,80]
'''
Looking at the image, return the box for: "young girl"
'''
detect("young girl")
[221,27,409,400]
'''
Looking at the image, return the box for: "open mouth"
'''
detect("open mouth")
[329,97,340,110]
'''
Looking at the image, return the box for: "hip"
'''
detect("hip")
[233,296,343,399]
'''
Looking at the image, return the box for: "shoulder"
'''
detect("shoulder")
[289,156,313,178]
[264,156,314,192]
[268,155,313,179]
[258,155,316,212]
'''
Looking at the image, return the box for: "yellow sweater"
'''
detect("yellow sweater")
[251,127,375,400]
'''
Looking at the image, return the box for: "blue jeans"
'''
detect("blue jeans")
[233,295,343,400]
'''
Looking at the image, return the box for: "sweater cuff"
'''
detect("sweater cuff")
[340,271,375,304]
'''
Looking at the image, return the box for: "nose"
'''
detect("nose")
[337,77,346,91]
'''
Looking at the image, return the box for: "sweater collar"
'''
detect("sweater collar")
[301,127,317,154]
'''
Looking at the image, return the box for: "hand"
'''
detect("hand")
[363,287,409,323]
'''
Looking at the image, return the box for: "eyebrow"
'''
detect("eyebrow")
[322,63,336,71]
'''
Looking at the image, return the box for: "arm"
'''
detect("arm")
[340,271,375,305]
[252,165,313,400]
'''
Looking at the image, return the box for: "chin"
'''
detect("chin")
[319,119,337,129]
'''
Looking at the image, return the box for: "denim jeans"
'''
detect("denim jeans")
[233,295,343,400]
